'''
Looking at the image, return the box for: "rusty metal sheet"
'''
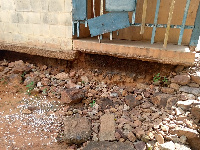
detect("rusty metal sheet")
[88,12,130,37]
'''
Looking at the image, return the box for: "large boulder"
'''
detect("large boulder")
[63,116,91,145]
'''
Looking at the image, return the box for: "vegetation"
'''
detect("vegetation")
[26,81,35,96]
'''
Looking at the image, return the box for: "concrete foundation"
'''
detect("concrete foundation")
[73,38,195,66]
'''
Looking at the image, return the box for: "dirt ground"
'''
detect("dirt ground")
[0,82,69,150]
[0,50,199,150]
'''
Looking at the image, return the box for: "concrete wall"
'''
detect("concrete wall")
[0,0,72,51]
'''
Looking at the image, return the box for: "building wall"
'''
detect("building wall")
[0,0,72,51]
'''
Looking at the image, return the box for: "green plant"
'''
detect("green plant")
[42,88,47,94]
[21,71,26,78]
[153,73,169,86]
[89,100,96,107]
[153,73,161,82]
[81,81,85,86]
[162,76,168,84]
[26,81,35,96]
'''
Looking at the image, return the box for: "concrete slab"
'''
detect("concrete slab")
[73,38,195,66]
[0,43,77,61]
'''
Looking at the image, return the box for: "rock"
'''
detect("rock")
[175,65,184,73]
[98,97,114,109]
[171,75,190,85]
[175,107,185,116]
[188,82,199,88]
[54,72,69,80]
[22,109,32,114]
[41,78,50,86]
[141,101,153,109]
[155,134,164,144]
[191,105,200,120]
[83,141,135,150]
[81,76,89,84]
[110,93,118,97]
[10,60,30,74]
[166,97,178,109]
[132,120,142,127]
[37,82,42,87]
[135,95,143,101]
[170,127,200,150]
[151,94,171,107]
[125,95,140,109]
[171,126,199,139]
[8,74,22,85]
[134,141,146,150]
[161,125,169,132]
[63,116,91,144]
[169,83,180,91]
[99,114,115,141]
[177,100,200,110]
[69,71,76,77]
[179,135,187,144]
[161,87,175,94]
[133,128,145,139]
[127,132,136,142]
[159,141,175,150]
[191,72,200,85]
[122,90,128,97]
[179,86,200,96]
[115,132,121,140]
[61,88,85,104]
[174,143,191,150]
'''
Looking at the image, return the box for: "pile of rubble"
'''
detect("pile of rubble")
[0,59,200,150]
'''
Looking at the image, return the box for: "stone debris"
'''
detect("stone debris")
[1,58,200,149]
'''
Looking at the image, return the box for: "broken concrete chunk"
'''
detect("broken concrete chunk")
[99,114,115,141]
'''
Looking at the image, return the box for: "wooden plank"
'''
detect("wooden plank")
[190,2,200,47]
[140,0,148,34]
[178,0,191,45]
[151,0,161,44]
[88,12,130,37]
[72,0,87,21]
[100,0,104,15]
[163,0,176,48]
[106,0,136,12]
[93,0,96,17]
